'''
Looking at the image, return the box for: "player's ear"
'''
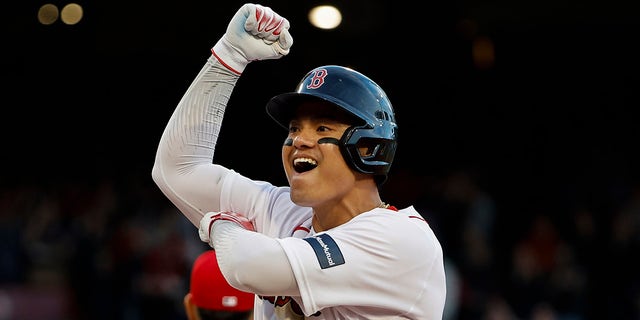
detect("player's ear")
[183,293,201,320]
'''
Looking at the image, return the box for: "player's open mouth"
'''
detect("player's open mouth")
[293,158,317,173]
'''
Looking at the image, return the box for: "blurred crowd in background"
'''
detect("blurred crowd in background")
[2,2,639,319]
[1,163,638,320]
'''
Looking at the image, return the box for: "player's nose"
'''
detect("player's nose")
[291,132,316,148]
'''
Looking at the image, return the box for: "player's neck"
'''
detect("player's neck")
[311,194,383,232]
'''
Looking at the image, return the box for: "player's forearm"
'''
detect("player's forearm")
[153,56,238,170]
[151,56,240,226]
[212,221,300,296]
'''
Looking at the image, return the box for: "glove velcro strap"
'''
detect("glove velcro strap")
[206,211,255,237]
[211,39,249,75]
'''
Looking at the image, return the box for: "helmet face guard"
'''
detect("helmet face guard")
[341,123,397,175]
[266,65,398,185]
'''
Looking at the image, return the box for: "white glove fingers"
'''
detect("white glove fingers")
[274,27,293,55]
[244,4,268,34]
[258,13,282,34]
[258,18,283,43]
[253,4,278,33]
[247,4,287,42]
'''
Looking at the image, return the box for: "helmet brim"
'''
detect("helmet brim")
[266,92,338,130]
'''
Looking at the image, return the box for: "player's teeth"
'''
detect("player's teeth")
[294,158,317,165]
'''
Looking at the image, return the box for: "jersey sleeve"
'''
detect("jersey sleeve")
[278,208,447,318]
[217,171,313,237]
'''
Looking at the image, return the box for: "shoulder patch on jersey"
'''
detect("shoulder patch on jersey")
[303,233,345,269]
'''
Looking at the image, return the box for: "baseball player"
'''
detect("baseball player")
[184,250,254,320]
[152,3,447,319]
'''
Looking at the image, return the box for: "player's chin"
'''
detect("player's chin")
[289,185,317,207]
[288,171,310,187]
[287,169,319,189]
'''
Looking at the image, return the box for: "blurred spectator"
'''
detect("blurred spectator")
[423,169,498,319]
[606,185,640,319]
[184,250,254,320]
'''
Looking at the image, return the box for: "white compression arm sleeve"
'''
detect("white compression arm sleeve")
[152,56,238,227]
[212,221,300,296]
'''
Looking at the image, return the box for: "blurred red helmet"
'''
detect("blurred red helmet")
[190,250,254,311]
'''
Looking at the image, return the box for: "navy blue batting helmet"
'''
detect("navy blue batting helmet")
[265,65,398,185]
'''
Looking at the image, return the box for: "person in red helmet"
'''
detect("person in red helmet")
[184,250,253,320]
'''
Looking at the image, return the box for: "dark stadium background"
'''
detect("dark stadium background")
[1,0,639,319]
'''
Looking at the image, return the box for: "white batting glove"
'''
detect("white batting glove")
[198,211,256,244]
[212,3,293,74]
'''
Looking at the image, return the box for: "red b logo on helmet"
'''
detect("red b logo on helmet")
[306,69,327,89]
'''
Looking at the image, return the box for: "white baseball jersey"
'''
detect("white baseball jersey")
[210,169,447,320]
[152,57,447,319]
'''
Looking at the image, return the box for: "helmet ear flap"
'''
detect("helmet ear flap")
[339,124,398,186]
